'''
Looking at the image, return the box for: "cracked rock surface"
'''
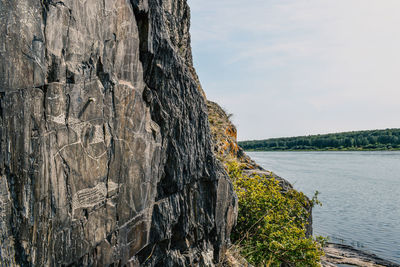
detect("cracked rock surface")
[0,0,237,265]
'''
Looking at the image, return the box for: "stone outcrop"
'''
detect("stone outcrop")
[207,100,296,192]
[0,0,237,266]
[207,101,257,169]
[322,243,400,267]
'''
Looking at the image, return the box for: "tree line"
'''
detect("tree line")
[239,129,400,151]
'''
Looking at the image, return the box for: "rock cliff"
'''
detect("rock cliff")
[207,101,258,170]
[0,0,237,266]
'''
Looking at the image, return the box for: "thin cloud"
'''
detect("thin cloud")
[188,0,400,140]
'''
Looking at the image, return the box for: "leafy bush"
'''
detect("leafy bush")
[227,161,324,266]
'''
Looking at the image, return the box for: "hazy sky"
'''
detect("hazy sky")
[187,0,400,140]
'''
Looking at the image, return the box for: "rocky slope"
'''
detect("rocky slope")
[207,101,254,167]
[206,101,313,256]
[207,101,294,192]
[0,0,237,266]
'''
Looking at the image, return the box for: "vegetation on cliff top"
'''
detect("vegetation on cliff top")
[239,128,400,151]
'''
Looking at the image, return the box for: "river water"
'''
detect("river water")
[247,151,400,264]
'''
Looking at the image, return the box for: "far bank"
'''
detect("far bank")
[239,128,400,151]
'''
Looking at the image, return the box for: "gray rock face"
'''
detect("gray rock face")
[0,0,237,266]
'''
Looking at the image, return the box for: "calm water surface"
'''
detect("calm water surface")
[247,151,400,264]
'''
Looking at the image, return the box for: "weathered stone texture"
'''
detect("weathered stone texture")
[0,0,237,265]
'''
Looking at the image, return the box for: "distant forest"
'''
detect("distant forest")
[239,129,400,151]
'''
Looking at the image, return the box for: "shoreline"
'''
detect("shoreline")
[322,242,400,267]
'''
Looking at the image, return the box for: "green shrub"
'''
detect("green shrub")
[227,161,324,266]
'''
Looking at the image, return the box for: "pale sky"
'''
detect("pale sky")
[187,0,400,140]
